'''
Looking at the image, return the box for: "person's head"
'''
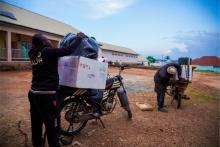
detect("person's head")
[32,34,52,49]
[29,34,52,60]
[167,66,177,75]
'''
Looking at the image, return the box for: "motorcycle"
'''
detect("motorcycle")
[58,65,132,136]
[166,79,190,108]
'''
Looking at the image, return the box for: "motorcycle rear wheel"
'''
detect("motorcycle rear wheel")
[59,98,88,136]
[174,88,181,109]
[177,94,181,109]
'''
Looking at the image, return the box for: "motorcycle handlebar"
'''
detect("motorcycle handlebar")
[114,63,129,70]
[117,64,131,76]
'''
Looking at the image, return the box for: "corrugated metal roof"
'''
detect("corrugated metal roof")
[100,42,138,55]
[192,56,220,67]
[0,2,138,55]
[0,2,79,36]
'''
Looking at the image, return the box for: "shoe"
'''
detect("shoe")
[158,107,168,113]
[59,135,73,146]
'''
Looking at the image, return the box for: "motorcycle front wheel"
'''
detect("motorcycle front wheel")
[117,90,133,119]
[59,98,88,136]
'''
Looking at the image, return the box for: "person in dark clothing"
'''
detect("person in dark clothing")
[28,32,85,147]
[154,63,181,112]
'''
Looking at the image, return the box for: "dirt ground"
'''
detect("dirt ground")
[0,67,219,147]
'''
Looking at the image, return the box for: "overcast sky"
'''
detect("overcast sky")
[2,0,219,59]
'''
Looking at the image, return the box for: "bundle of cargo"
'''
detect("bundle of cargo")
[58,33,108,89]
[178,57,193,82]
[59,33,100,59]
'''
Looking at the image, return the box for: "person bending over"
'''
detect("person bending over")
[154,63,181,112]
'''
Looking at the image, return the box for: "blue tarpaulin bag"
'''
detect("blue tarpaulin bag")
[59,33,100,60]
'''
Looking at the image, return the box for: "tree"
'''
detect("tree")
[146,56,156,63]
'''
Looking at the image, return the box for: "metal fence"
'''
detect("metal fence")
[12,48,29,61]
[0,48,30,61]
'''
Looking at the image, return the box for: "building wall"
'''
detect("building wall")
[0,23,62,41]
[0,23,138,63]
[0,30,6,48]
[101,49,138,63]
[195,65,220,73]
[0,30,7,61]
[0,23,61,61]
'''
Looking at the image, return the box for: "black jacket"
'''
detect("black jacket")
[31,47,70,91]
[29,36,82,91]
[154,63,181,85]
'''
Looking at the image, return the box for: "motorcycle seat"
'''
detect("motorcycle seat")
[105,77,120,89]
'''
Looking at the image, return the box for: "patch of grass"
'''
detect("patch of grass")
[194,71,220,76]
[186,85,219,102]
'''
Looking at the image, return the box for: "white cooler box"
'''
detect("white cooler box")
[58,56,108,89]
[181,65,193,82]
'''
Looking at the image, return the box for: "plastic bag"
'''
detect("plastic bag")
[59,33,100,60]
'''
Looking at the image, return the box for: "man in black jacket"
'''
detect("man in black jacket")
[28,33,85,147]
[154,63,181,112]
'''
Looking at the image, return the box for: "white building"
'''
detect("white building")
[100,42,138,63]
[0,2,138,63]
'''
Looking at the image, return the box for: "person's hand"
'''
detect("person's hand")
[76,32,86,38]
[68,32,86,49]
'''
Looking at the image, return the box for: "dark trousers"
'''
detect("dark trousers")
[28,91,60,147]
[154,83,166,109]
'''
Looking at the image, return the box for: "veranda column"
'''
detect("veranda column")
[6,31,12,62]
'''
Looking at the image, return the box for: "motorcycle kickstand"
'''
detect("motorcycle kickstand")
[96,117,105,128]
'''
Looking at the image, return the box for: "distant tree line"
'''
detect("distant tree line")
[146,55,171,64]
